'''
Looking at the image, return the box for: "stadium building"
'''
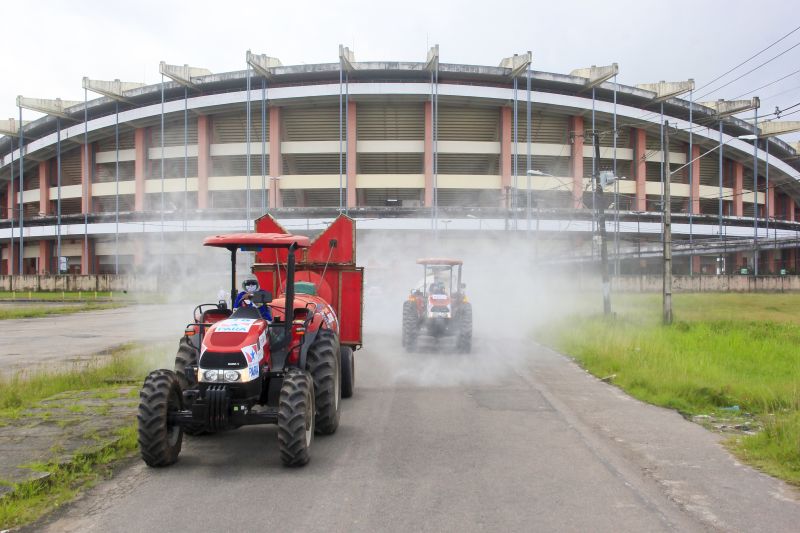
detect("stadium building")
[1,48,800,276]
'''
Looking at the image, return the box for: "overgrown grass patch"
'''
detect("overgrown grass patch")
[0,424,138,529]
[0,302,124,320]
[0,342,171,418]
[0,343,173,529]
[536,292,800,485]
[0,291,164,304]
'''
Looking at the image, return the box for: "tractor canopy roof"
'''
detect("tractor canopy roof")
[416,258,463,266]
[203,233,311,250]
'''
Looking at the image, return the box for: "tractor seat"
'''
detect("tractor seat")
[203,308,231,324]
[230,306,262,320]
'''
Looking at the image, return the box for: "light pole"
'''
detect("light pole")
[661,126,756,324]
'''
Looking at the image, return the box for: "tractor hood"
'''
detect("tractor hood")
[201,318,268,367]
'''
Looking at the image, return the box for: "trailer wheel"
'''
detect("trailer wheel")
[457,303,472,353]
[340,345,355,399]
[173,337,209,436]
[138,369,183,467]
[402,300,418,352]
[306,329,341,434]
[277,370,314,467]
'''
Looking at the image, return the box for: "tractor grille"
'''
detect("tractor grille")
[205,385,230,431]
[199,351,247,369]
[431,306,450,313]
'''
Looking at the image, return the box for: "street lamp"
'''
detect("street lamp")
[526,169,551,234]
[662,128,757,324]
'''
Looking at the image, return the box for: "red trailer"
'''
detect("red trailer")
[252,214,364,350]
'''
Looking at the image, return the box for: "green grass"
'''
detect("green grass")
[0,425,138,529]
[0,342,171,417]
[537,293,800,485]
[0,343,173,529]
[0,291,164,304]
[0,290,119,301]
[0,302,124,320]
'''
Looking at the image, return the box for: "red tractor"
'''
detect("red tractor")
[137,215,363,467]
[402,258,472,353]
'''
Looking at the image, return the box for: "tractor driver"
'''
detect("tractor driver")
[430,280,447,295]
[234,279,272,321]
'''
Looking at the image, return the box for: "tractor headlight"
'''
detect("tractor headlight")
[203,369,219,382]
[223,370,241,382]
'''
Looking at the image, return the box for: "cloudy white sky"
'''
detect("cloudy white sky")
[2,0,799,142]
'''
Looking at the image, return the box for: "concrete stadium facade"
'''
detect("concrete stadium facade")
[2,55,800,276]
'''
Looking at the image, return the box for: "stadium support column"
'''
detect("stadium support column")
[767,182,775,219]
[80,143,94,215]
[5,181,15,274]
[424,101,433,207]
[39,161,51,216]
[38,241,51,274]
[269,106,282,208]
[4,181,12,221]
[38,161,52,274]
[569,115,584,208]
[788,196,796,222]
[347,101,357,208]
[690,145,700,215]
[197,115,210,209]
[500,106,512,208]
[80,143,94,275]
[633,128,647,211]
[733,161,744,217]
[134,128,146,211]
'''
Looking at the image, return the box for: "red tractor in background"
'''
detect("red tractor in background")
[402,258,472,353]
[137,215,363,468]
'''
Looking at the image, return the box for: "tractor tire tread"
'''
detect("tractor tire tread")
[457,303,473,353]
[306,329,341,435]
[340,345,355,399]
[137,369,183,467]
[402,300,418,352]
[277,369,314,467]
[173,337,208,436]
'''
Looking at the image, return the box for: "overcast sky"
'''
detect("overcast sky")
[3,0,799,142]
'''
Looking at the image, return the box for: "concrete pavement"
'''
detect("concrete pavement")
[26,333,800,533]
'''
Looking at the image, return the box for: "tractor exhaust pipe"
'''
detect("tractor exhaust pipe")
[284,242,297,339]
[229,246,237,307]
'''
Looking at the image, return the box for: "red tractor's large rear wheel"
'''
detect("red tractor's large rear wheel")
[306,329,341,435]
[138,370,183,467]
[402,300,418,352]
[456,302,473,353]
[277,369,315,467]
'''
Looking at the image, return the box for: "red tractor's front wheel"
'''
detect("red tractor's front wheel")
[138,370,184,467]
[277,369,315,467]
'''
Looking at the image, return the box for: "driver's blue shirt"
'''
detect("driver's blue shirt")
[234,291,272,320]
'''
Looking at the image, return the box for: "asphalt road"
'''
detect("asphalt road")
[30,331,800,532]
[0,304,188,377]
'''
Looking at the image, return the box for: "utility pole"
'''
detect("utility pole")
[662,121,673,325]
[593,132,611,316]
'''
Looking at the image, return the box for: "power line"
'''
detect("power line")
[732,67,800,99]
[695,24,800,93]
[696,40,800,101]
